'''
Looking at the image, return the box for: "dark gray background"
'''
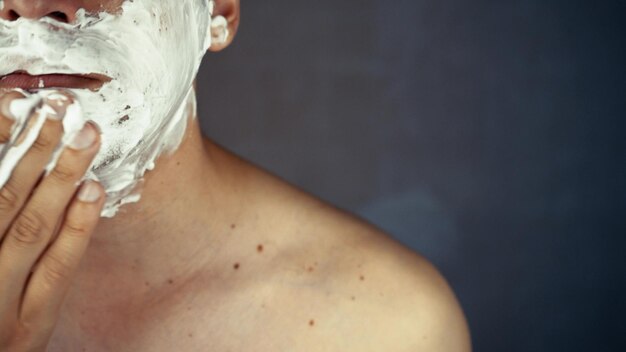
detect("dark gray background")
[196,1,626,351]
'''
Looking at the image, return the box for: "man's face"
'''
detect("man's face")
[0,0,214,217]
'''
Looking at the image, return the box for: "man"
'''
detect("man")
[0,0,471,351]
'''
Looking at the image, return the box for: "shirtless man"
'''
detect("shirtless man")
[0,1,471,351]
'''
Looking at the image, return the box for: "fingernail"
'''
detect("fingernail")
[37,104,62,121]
[0,92,22,120]
[43,95,70,120]
[78,181,101,203]
[69,122,97,150]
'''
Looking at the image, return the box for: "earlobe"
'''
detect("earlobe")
[210,15,229,48]
[206,0,239,52]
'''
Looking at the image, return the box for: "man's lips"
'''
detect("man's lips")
[0,72,110,91]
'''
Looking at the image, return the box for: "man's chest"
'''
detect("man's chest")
[47,301,351,352]
[46,232,389,352]
[47,277,378,352]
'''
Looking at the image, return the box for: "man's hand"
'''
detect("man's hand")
[0,90,104,351]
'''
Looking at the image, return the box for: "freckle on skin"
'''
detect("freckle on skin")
[145,281,150,286]
[188,333,193,338]
[351,296,356,301]
[309,319,315,326]
[168,279,174,284]
[257,244,264,252]
[234,263,240,270]
[230,223,236,229]
[359,275,365,281]
[307,266,314,272]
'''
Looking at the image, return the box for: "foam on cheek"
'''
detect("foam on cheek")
[0,0,213,217]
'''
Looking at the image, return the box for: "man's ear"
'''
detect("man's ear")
[209,0,240,52]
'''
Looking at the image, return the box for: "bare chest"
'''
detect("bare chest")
[47,292,364,352]
[47,275,372,351]
[47,217,387,351]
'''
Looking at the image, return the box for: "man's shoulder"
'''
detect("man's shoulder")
[249,179,471,351]
[223,158,471,350]
[310,208,470,351]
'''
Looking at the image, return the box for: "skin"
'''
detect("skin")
[0,1,471,351]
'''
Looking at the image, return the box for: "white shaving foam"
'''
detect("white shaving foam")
[0,0,216,217]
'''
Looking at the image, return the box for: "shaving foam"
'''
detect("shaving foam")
[0,0,215,217]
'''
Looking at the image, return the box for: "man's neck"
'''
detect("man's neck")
[69,113,245,301]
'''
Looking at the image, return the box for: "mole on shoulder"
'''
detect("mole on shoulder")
[257,244,264,252]
[233,262,240,270]
[167,279,174,284]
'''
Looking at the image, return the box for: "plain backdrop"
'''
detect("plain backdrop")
[195,1,626,351]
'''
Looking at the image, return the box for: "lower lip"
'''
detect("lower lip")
[0,73,102,90]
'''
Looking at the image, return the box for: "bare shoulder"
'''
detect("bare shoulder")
[293,202,470,351]
[208,145,470,350]
[237,162,472,351]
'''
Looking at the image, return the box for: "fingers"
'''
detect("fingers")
[0,89,105,351]
[20,181,104,326]
[0,93,70,237]
[0,121,100,292]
